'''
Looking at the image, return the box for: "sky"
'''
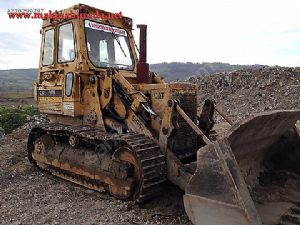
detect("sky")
[0,0,300,69]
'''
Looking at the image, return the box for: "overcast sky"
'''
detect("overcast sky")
[0,0,300,69]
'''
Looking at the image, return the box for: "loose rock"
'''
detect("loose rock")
[188,66,300,123]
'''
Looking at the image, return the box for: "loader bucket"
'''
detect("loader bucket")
[184,110,300,225]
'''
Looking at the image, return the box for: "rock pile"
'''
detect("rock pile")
[188,66,300,123]
[17,114,49,132]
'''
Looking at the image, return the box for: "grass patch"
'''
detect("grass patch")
[0,105,39,134]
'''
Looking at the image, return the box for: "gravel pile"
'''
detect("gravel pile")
[19,114,49,131]
[188,66,300,122]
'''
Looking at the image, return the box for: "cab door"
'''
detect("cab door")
[36,27,64,114]
[57,22,78,117]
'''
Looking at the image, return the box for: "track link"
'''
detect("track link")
[28,123,167,202]
[122,134,167,202]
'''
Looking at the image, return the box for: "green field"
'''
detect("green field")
[0,105,39,133]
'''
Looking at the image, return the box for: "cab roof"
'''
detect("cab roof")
[41,3,132,29]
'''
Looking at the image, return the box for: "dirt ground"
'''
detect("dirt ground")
[0,97,35,106]
[0,129,191,225]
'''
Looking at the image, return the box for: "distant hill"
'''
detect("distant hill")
[150,62,265,81]
[0,63,264,92]
[0,69,37,92]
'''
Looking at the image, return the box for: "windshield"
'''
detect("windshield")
[84,20,134,70]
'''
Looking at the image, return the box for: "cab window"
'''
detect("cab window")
[42,29,54,66]
[85,20,134,70]
[58,23,76,63]
[65,72,74,96]
[99,40,109,63]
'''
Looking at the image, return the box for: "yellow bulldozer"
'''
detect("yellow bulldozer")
[28,4,300,225]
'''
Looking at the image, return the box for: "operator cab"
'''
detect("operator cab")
[40,4,136,72]
[36,4,141,119]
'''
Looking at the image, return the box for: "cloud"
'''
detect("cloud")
[0,0,300,69]
[0,32,36,51]
[0,32,40,69]
[0,0,42,69]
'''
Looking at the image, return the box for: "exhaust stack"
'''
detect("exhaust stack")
[136,24,150,83]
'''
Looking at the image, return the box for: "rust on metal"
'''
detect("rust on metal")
[28,124,167,202]
[184,110,300,225]
[176,104,211,145]
[136,24,150,84]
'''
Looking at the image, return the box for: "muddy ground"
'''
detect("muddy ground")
[0,128,191,225]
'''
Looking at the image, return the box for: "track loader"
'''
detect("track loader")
[28,4,300,225]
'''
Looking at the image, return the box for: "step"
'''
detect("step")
[141,155,165,163]
[142,161,165,172]
[142,179,166,189]
[136,146,161,153]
